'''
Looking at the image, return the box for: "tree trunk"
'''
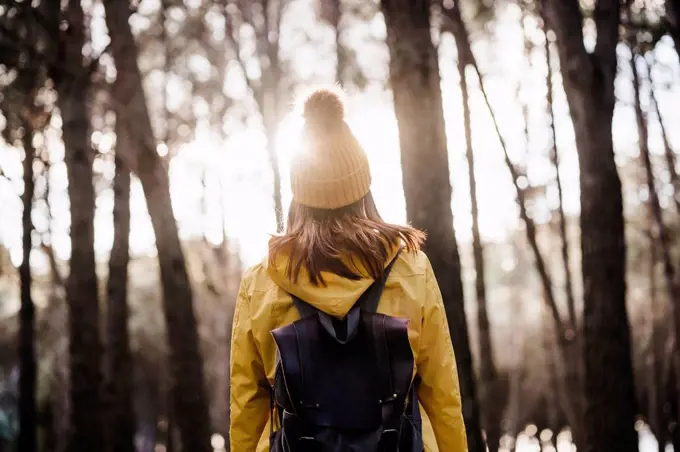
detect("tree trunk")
[631,47,680,430]
[102,1,212,450]
[458,45,501,452]
[267,129,284,233]
[443,2,584,440]
[667,0,680,63]
[224,0,285,232]
[542,305,561,436]
[106,120,136,452]
[646,227,666,452]
[541,21,584,442]
[544,1,638,451]
[18,122,37,452]
[380,1,485,451]
[543,20,577,331]
[645,56,680,214]
[328,0,346,85]
[506,244,526,439]
[56,2,105,450]
[40,398,57,452]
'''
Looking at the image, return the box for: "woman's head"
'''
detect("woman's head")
[269,87,424,285]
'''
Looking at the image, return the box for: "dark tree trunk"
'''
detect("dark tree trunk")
[631,47,680,427]
[669,355,680,452]
[544,1,638,451]
[40,398,56,452]
[18,122,37,452]
[667,0,680,62]
[167,390,176,452]
[380,1,485,451]
[106,120,136,452]
[56,2,105,450]
[102,1,212,450]
[458,39,501,452]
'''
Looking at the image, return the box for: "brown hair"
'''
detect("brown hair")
[269,192,425,286]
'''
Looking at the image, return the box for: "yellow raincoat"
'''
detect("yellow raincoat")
[229,246,468,452]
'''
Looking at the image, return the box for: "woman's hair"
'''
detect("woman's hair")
[269,192,425,286]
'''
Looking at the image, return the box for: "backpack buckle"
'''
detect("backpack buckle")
[380,393,398,404]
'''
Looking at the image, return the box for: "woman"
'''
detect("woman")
[230,87,468,451]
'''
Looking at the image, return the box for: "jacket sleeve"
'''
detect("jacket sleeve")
[416,258,468,452]
[230,276,270,451]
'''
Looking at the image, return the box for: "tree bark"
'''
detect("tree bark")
[18,122,37,452]
[102,1,213,451]
[458,41,501,452]
[55,2,105,450]
[380,1,484,451]
[631,47,680,432]
[106,120,136,452]
[544,1,638,451]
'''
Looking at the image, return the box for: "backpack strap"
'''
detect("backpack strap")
[409,377,421,421]
[290,249,403,341]
[359,249,402,314]
[291,295,318,319]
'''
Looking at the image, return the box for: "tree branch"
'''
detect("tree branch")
[222,1,263,112]
[0,165,13,185]
[442,0,567,340]
[646,52,680,214]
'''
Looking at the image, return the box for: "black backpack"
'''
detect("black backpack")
[269,252,424,452]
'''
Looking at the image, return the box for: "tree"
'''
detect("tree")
[0,2,58,449]
[106,119,135,452]
[102,1,213,450]
[321,0,346,84]
[645,225,666,452]
[666,0,680,62]
[379,1,485,451]
[630,43,680,436]
[442,2,584,444]
[223,0,288,232]
[645,54,680,214]
[19,119,37,452]
[543,1,638,450]
[55,1,105,449]
[454,17,501,452]
[542,12,577,331]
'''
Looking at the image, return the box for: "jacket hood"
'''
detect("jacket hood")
[266,241,400,318]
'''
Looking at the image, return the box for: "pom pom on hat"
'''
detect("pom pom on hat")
[302,87,345,131]
[291,85,371,209]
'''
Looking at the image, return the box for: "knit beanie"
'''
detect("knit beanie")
[290,88,371,210]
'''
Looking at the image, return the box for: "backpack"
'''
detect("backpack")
[269,252,424,452]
